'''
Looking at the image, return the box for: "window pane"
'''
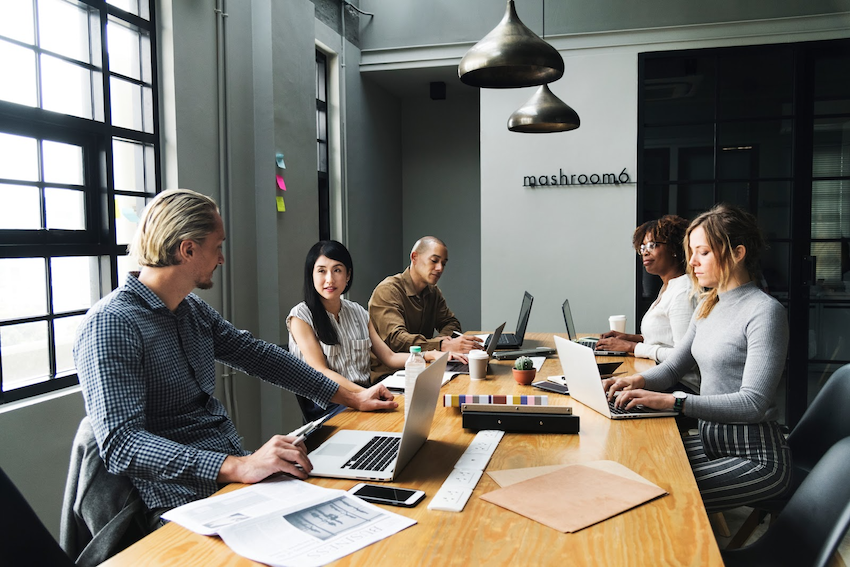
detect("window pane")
[0,184,41,229]
[717,47,793,119]
[108,0,150,20]
[51,256,99,313]
[718,119,793,179]
[762,241,790,293]
[117,254,139,285]
[43,140,84,185]
[0,321,50,391]
[144,144,155,192]
[0,40,37,107]
[814,47,850,116]
[112,138,145,191]
[41,55,95,120]
[812,241,842,283]
[55,315,85,375]
[812,118,850,178]
[115,194,146,245]
[39,0,92,64]
[0,258,46,321]
[0,0,35,44]
[0,133,39,182]
[642,56,716,126]
[107,18,142,81]
[812,180,850,239]
[110,76,144,131]
[45,187,85,230]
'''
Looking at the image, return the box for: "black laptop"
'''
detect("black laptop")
[486,291,533,349]
[562,298,627,356]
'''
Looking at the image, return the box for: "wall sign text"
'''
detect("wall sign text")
[523,168,632,188]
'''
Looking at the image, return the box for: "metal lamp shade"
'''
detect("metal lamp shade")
[458,0,564,89]
[508,84,580,133]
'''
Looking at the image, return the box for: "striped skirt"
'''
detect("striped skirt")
[683,420,792,512]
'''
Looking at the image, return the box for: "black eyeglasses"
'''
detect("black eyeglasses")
[637,241,666,255]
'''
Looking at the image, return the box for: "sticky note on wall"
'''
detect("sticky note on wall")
[276,195,286,212]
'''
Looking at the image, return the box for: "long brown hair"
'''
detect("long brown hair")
[686,204,766,319]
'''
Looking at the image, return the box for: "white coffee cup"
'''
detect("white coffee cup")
[467,350,490,381]
[609,315,627,333]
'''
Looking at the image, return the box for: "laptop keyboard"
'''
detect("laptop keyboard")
[577,339,597,349]
[608,399,664,416]
[342,435,400,471]
[497,334,515,345]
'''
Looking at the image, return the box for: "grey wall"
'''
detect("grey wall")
[358,0,850,48]
[401,92,481,330]
[343,53,405,307]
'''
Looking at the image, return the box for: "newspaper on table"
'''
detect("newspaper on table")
[162,476,416,567]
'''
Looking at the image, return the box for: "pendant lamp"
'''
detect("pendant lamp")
[508,83,580,133]
[458,0,564,88]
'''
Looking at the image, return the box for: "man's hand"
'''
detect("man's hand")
[440,334,484,353]
[332,383,398,412]
[218,435,311,484]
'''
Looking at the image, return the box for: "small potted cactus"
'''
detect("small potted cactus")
[512,356,537,385]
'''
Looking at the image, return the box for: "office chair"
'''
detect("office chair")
[0,465,75,566]
[727,363,850,548]
[721,436,850,567]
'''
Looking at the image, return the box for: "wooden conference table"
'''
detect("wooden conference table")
[103,333,722,566]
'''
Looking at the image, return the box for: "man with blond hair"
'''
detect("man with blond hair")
[74,189,396,522]
[368,236,482,379]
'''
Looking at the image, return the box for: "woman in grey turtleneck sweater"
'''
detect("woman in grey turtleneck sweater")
[604,204,791,512]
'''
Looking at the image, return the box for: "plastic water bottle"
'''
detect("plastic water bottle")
[404,346,427,420]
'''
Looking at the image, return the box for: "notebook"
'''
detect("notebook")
[446,322,506,374]
[561,299,627,356]
[308,353,449,480]
[487,291,533,349]
[553,336,677,420]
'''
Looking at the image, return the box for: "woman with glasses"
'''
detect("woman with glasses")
[596,214,700,393]
[604,204,791,511]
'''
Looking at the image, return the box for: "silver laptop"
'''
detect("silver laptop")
[554,336,676,420]
[446,322,506,373]
[487,291,532,349]
[308,353,449,481]
[562,298,627,356]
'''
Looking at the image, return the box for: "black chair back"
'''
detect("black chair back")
[722,436,850,567]
[0,466,75,566]
[788,363,850,479]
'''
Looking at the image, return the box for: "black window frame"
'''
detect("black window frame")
[0,0,161,404]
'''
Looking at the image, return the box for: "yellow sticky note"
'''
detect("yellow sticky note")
[276,195,286,212]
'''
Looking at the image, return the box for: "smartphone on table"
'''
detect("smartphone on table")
[347,483,425,507]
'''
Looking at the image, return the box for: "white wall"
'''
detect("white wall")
[480,51,637,335]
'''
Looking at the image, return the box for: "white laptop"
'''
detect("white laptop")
[553,336,677,420]
[308,353,449,481]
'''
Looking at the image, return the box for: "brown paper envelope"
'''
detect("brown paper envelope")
[488,460,658,488]
[480,464,668,533]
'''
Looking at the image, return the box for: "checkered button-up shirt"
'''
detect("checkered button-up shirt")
[73,274,338,510]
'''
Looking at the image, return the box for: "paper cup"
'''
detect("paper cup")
[468,350,490,381]
[608,315,626,333]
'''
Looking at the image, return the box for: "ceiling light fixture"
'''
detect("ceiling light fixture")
[458,0,564,89]
[508,83,580,133]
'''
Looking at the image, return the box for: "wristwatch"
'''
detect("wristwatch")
[672,391,687,414]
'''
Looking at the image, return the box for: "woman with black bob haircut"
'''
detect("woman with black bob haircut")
[604,204,791,512]
[288,240,454,396]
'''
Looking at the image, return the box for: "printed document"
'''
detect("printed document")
[162,477,415,566]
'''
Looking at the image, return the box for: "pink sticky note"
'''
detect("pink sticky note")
[276,174,287,191]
